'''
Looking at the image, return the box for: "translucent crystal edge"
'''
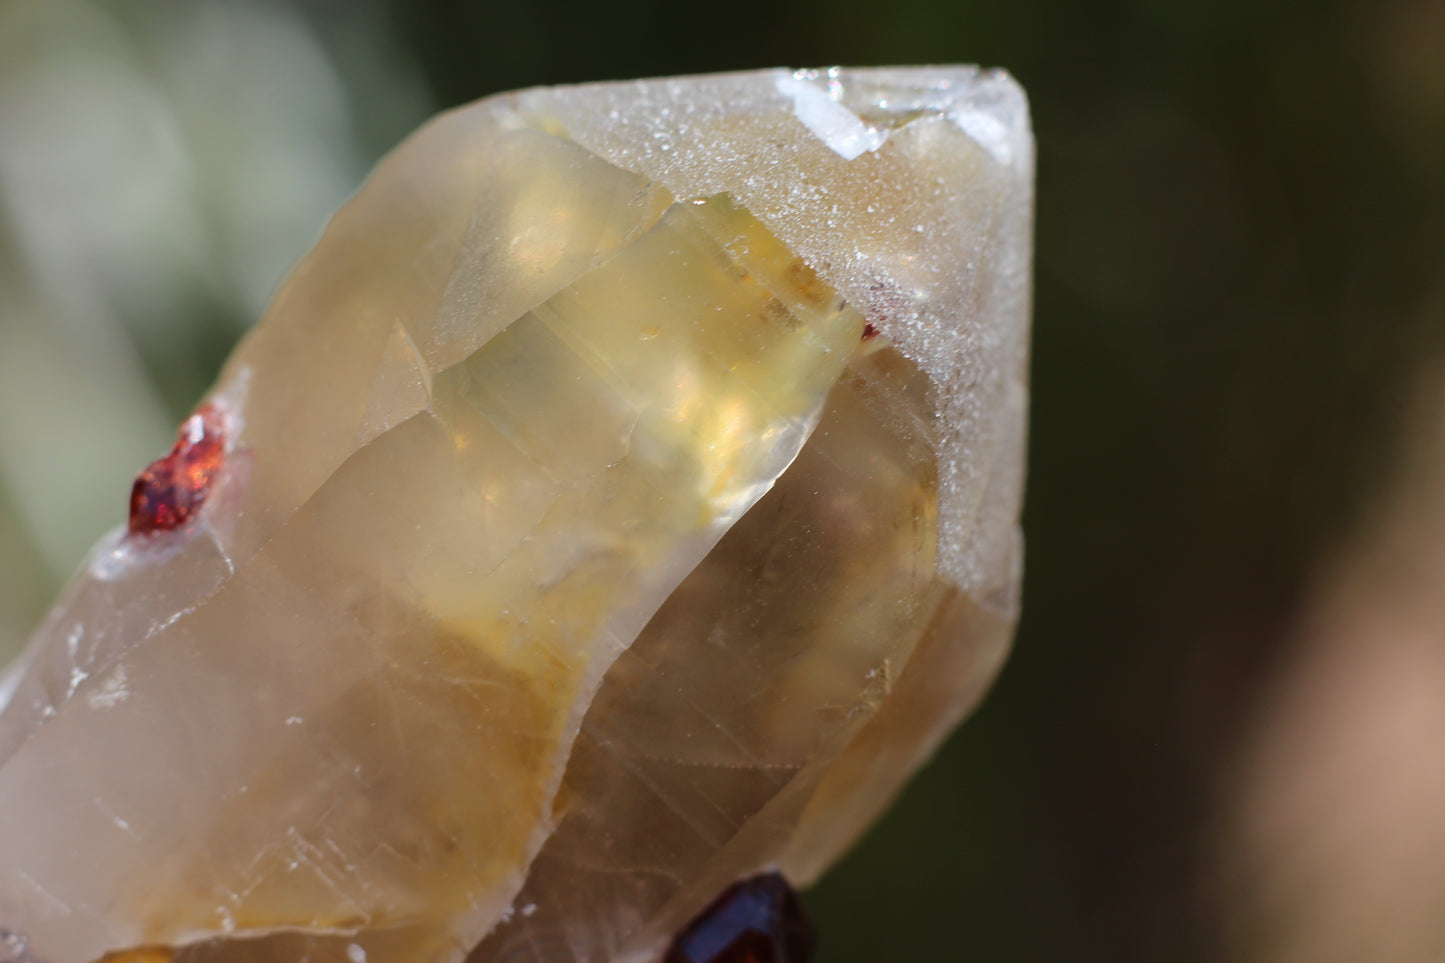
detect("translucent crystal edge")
[506,65,1034,608]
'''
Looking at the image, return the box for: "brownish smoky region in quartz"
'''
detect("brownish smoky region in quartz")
[152,329,996,963]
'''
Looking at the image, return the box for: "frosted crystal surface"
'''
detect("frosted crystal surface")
[0,67,1032,963]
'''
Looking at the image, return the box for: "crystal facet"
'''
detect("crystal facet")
[0,67,1032,963]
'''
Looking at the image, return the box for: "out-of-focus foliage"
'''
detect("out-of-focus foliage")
[1,0,1442,960]
[0,0,429,659]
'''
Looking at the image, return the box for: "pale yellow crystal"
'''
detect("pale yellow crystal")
[0,67,1032,963]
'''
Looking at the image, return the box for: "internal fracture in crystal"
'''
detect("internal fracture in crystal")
[0,67,1033,963]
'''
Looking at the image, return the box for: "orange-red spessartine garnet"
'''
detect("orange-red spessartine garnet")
[127,405,226,535]
[662,873,815,963]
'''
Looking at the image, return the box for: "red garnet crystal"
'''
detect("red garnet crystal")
[662,873,815,963]
[127,404,226,535]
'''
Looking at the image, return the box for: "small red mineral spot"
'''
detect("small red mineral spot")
[861,321,880,341]
[662,872,815,963]
[128,404,226,535]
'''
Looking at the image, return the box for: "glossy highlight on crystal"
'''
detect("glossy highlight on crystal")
[0,67,1033,963]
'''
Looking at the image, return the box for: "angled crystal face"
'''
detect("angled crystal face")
[0,67,1032,963]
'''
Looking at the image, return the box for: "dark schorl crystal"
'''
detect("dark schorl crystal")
[663,872,815,963]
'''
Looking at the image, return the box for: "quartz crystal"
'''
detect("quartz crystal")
[0,67,1032,963]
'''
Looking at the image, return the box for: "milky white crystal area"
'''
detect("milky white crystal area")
[0,67,1032,963]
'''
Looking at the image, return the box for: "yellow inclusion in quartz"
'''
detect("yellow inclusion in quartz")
[194,195,866,946]
[374,194,868,663]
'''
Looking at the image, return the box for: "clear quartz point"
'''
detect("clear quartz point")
[0,66,1032,963]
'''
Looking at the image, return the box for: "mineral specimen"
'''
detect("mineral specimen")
[128,405,228,536]
[0,66,1033,963]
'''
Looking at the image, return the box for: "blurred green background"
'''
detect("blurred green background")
[1,0,1443,960]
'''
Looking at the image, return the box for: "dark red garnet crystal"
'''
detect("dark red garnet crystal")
[663,872,815,963]
[128,404,226,535]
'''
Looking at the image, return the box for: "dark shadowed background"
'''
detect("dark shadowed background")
[2,1,1443,960]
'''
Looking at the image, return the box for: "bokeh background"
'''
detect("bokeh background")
[2,0,1444,960]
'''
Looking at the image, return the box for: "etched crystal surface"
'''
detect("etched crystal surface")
[0,67,1032,963]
